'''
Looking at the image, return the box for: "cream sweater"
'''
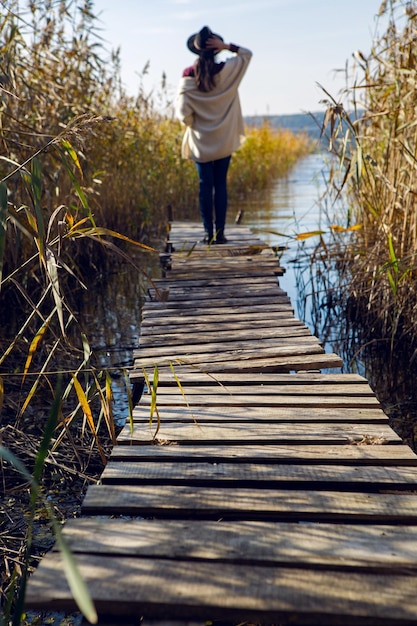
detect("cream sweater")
[175,47,252,163]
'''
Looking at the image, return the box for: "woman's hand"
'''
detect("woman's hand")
[205,35,229,54]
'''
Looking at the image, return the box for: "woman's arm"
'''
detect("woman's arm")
[205,35,235,54]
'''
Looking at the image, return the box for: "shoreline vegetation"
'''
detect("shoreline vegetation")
[0,1,312,623]
[300,0,417,451]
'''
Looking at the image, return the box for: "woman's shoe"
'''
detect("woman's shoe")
[201,232,214,244]
[215,232,228,244]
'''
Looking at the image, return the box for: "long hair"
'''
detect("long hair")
[195,51,217,92]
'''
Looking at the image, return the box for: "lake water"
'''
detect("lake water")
[234,151,342,357]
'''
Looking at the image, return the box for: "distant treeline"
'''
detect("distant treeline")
[245,112,325,140]
[246,111,364,143]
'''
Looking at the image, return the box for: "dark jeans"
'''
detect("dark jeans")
[195,156,231,238]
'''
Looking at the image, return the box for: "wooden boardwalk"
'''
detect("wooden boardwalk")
[26,222,417,625]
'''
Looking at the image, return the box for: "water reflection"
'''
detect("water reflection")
[241,152,325,237]
[76,253,160,425]
[234,152,334,349]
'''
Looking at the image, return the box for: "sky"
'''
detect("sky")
[92,0,384,116]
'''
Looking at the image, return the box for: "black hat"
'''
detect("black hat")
[187,26,223,55]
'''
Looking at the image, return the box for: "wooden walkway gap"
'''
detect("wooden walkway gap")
[25,222,417,626]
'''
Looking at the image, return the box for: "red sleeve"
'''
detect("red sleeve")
[182,66,195,77]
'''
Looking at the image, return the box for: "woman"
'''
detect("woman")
[176,26,252,244]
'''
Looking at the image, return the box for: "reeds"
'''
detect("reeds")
[319,0,417,350]
[228,122,312,199]
[0,1,312,621]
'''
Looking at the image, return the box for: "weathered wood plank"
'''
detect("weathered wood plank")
[147,284,286,301]
[117,421,400,444]
[168,222,260,236]
[139,326,313,347]
[165,353,343,373]
[136,352,344,372]
[100,460,417,490]
[140,303,294,319]
[166,259,283,272]
[167,252,279,260]
[169,235,268,248]
[151,275,280,289]
[140,383,376,397]
[130,371,369,385]
[167,267,285,279]
[110,442,417,465]
[141,308,296,322]
[81,484,417,522]
[132,405,387,423]
[138,393,380,408]
[25,553,417,625]
[135,340,324,364]
[58,518,417,570]
[144,295,292,310]
[140,318,307,334]
[135,342,325,364]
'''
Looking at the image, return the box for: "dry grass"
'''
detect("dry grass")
[0,2,313,622]
[317,0,417,351]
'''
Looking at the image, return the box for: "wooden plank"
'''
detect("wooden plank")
[132,405,387,423]
[100,461,417,491]
[168,269,286,279]
[110,442,417,466]
[135,339,323,363]
[138,394,380,408]
[130,371,369,385]
[81,484,417,523]
[138,326,313,347]
[140,303,294,319]
[134,342,325,364]
[141,312,297,328]
[147,284,286,301]
[59,518,417,570]
[167,267,285,278]
[168,246,274,256]
[25,553,417,624]
[117,422,400,444]
[170,239,266,248]
[164,269,285,280]
[151,275,280,288]
[168,242,275,253]
[147,286,286,300]
[143,295,292,310]
[168,222,261,237]
[140,317,307,333]
[169,236,268,248]
[167,257,282,270]
[136,352,344,373]
[140,383,376,397]
[168,248,278,257]
[168,229,264,241]
[168,227,266,239]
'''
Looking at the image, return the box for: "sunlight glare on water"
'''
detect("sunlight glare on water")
[237,151,332,324]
